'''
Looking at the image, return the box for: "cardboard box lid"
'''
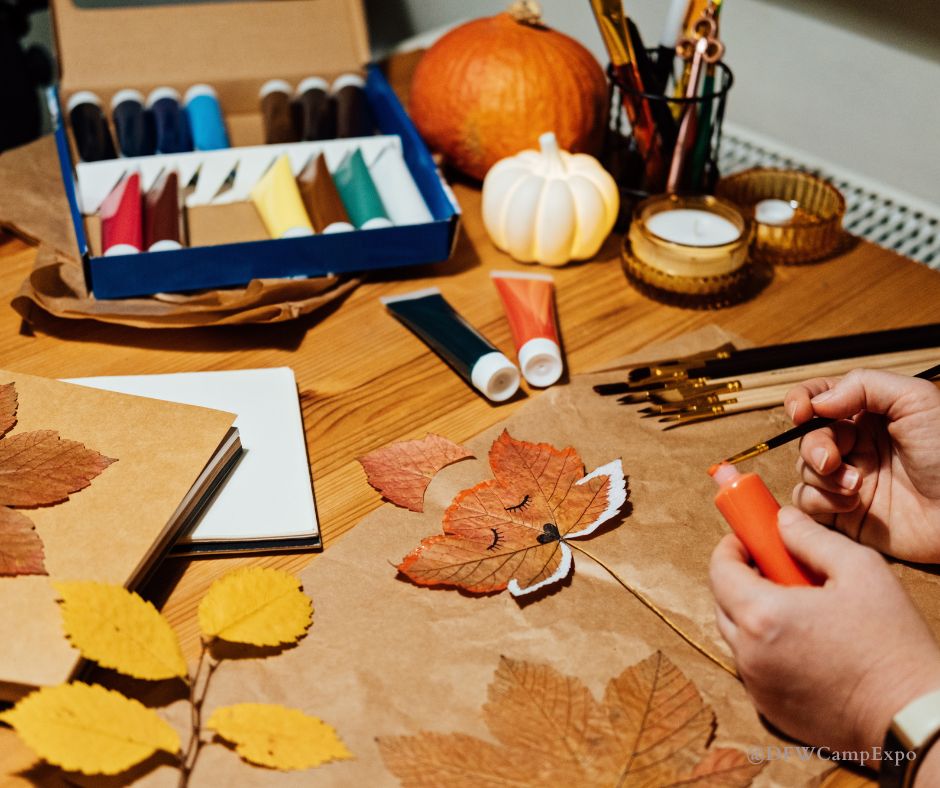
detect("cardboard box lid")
[52,0,370,100]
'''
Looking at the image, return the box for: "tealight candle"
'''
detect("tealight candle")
[646,208,741,246]
[624,194,753,298]
[755,198,797,226]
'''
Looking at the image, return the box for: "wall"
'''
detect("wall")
[367,0,940,206]
[24,0,940,205]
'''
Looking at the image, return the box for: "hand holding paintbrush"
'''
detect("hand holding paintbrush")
[720,365,940,563]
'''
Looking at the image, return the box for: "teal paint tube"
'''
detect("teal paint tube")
[333,148,391,229]
[381,288,520,402]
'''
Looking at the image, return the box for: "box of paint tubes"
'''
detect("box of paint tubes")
[48,0,460,299]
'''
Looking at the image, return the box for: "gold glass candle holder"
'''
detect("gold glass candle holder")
[716,168,846,265]
[622,194,761,308]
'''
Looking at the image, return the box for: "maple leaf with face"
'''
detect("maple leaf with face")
[397,430,628,597]
[0,382,116,577]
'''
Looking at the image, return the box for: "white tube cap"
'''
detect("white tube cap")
[518,337,563,387]
[470,352,520,402]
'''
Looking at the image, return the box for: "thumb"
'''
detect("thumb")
[808,368,935,422]
[777,506,862,580]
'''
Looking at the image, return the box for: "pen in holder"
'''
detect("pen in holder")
[603,53,734,229]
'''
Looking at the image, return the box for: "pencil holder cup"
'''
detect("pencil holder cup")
[603,53,734,230]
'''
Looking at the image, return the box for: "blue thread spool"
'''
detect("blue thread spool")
[184,84,229,151]
[146,87,193,154]
[111,88,155,157]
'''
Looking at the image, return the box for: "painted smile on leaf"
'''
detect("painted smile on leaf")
[397,430,628,597]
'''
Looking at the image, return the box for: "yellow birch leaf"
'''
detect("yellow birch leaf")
[198,567,312,646]
[0,682,180,775]
[55,581,187,681]
[207,703,351,770]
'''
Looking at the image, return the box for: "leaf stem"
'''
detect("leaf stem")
[178,639,217,788]
[567,541,739,679]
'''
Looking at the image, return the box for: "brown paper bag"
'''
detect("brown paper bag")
[0,137,360,328]
[120,327,919,788]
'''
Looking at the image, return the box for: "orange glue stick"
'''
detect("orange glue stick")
[709,463,815,586]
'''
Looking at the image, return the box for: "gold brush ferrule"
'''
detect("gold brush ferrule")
[723,442,771,464]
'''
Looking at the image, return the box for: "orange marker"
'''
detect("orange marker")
[709,463,815,586]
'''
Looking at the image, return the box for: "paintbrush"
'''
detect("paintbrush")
[594,323,940,386]
[719,362,940,465]
[604,346,940,403]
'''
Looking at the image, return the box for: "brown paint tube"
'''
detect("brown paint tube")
[294,77,336,141]
[332,74,373,138]
[259,79,298,144]
[143,170,183,251]
[297,153,354,234]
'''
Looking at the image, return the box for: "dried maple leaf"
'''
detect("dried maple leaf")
[397,430,627,596]
[358,433,474,512]
[0,506,46,575]
[0,382,17,438]
[378,651,763,787]
[0,383,115,577]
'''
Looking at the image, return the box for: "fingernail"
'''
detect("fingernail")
[811,390,835,405]
[786,401,797,421]
[840,467,860,491]
[813,447,828,471]
[778,506,801,527]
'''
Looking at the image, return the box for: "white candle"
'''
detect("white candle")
[646,209,741,246]
[755,198,797,225]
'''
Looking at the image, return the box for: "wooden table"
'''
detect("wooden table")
[1,184,937,785]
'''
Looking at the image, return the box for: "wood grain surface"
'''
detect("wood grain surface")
[2,186,937,784]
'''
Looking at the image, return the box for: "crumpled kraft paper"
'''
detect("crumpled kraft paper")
[0,136,360,328]
[106,326,940,788]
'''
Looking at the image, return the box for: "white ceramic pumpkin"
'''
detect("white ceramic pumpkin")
[482,131,619,266]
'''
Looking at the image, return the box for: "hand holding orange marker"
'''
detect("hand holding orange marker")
[709,462,816,586]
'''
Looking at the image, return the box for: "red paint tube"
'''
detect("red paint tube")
[490,271,563,387]
[100,172,142,256]
[709,463,815,586]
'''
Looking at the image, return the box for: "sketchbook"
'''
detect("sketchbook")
[67,367,320,555]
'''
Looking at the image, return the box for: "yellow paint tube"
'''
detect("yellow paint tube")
[250,154,314,239]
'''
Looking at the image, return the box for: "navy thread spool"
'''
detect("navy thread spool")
[146,87,193,154]
[332,74,373,138]
[294,76,336,141]
[111,88,155,157]
[67,91,117,162]
[184,84,229,150]
[259,79,298,144]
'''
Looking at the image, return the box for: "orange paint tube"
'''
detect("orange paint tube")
[490,271,563,388]
[709,463,815,586]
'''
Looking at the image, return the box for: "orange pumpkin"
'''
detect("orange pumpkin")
[409,1,609,181]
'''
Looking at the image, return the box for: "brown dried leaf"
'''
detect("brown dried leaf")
[378,652,763,788]
[397,430,627,596]
[358,433,473,512]
[0,383,17,438]
[0,506,46,576]
[0,430,116,507]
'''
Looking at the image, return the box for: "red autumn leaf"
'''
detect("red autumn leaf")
[0,506,46,576]
[0,382,17,439]
[0,383,115,576]
[378,651,763,787]
[358,433,474,512]
[0,430,115,507]
[397,430,627,597]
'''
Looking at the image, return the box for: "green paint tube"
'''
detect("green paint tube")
[333,148,392,229]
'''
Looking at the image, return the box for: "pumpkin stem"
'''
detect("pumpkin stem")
[507,0,543,25]
[538,132,567,175]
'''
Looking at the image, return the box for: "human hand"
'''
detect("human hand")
[709,506,940,761]
[784,369,940,562]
